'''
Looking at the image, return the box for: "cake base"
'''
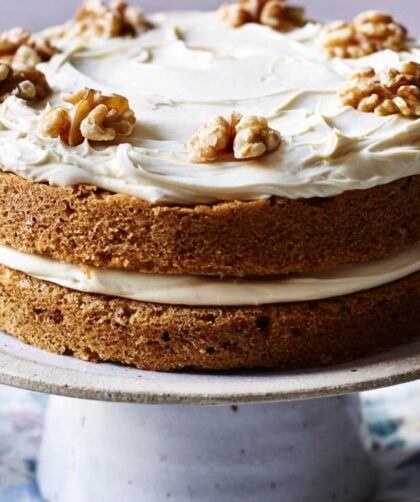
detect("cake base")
[37,394,376,502]
[0,265,419,371]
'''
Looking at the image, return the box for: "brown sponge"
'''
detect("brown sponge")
[0,172,419,277]
[0,265,419,371]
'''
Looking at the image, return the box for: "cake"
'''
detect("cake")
[0,0,419,371]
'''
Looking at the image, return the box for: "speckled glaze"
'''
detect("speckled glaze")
[38,395,376,502]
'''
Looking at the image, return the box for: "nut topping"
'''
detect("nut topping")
[188,115,238,163]
[338,62,420,117]
[39,107,72,143]
[39,88,136,146]
[219,0,305,32]
[63,0,150,40]
[259,0,305,32]
[0,28,31,56]
[219,4,252,28]
[321,10,407,59]
[0,27,55,68]
[234,115,281,159]
[0,62,51,102]
[12,45,42,71]
[188,113,281,163]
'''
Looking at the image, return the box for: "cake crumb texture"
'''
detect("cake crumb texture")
[0,265,419,371]
[0,172,419,276]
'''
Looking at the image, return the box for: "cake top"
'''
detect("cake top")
[0,1,419,204]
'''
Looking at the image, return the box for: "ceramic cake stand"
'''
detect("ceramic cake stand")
[1,332,420,502]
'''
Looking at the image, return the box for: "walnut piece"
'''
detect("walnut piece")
[39,88,137,147]
[338,61,420,117]
[321,10,407,59]
[219,0,305,32]
[188,114,239,163]
[0,27,55,68]
[0,28,30,56]
[234,115,281,159]
[188,113,281,163]
[12,45,42,70]
[64,0,151,41]
[0,62,51,102]
[259,0,305,32]
[218,4,252,29]
[39,106,71,142]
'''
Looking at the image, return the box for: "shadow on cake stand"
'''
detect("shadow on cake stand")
[0,331,420,502]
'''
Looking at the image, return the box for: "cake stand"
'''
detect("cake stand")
[1,332,420,502]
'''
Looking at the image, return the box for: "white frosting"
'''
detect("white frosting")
[0,12,419,204]
[1,243,419,306]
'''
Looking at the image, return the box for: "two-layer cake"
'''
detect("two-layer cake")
[0,0,419,370]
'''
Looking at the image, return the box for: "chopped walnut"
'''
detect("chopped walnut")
[233,115,281,159]
[260,0,305,32]
[188,114,238,163]
[29,36,56,62]
[64,0,151,41]
[0,64,10,81]
[338,61,420,117]
[240,0,263,19]
[38,106,71,143]
[188,113,281,163]
[321,10,407,59]
[39,88,136,147]
[0,62,51,102]
[12,45,42,71]
[219,0,305,32]
[112,1,150,35]
[0,28,30,56]
[0,27,55,68]
[218,4,252,29]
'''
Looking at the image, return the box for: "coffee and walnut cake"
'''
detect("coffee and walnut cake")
[0,0,419,371]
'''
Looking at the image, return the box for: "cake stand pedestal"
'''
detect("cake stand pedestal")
[1,333,420,502]
[38,394,375,502]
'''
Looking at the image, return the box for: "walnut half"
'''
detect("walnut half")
[320,10,407,59]
[63,0,151,41]
[338,61,420,117]
[234,115,281,159]
[219,0,305,32]
[0,27,55,69]
[39,88,137,146]
[0,63,51,102]
[188,113,281,163]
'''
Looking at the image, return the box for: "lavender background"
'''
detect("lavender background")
[0,0,418,34]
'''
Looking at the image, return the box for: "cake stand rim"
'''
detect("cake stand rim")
[0,332,419,404]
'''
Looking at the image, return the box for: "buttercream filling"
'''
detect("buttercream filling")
[0,243,419,306]
[0,12,419,204]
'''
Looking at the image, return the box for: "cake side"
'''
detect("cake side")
[1,172,419,276]
[0,2,418,371]
[1,264,419,371]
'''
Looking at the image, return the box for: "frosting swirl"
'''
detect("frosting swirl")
[0,11,419,204]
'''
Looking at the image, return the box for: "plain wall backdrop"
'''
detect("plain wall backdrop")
[0,0,418,33]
